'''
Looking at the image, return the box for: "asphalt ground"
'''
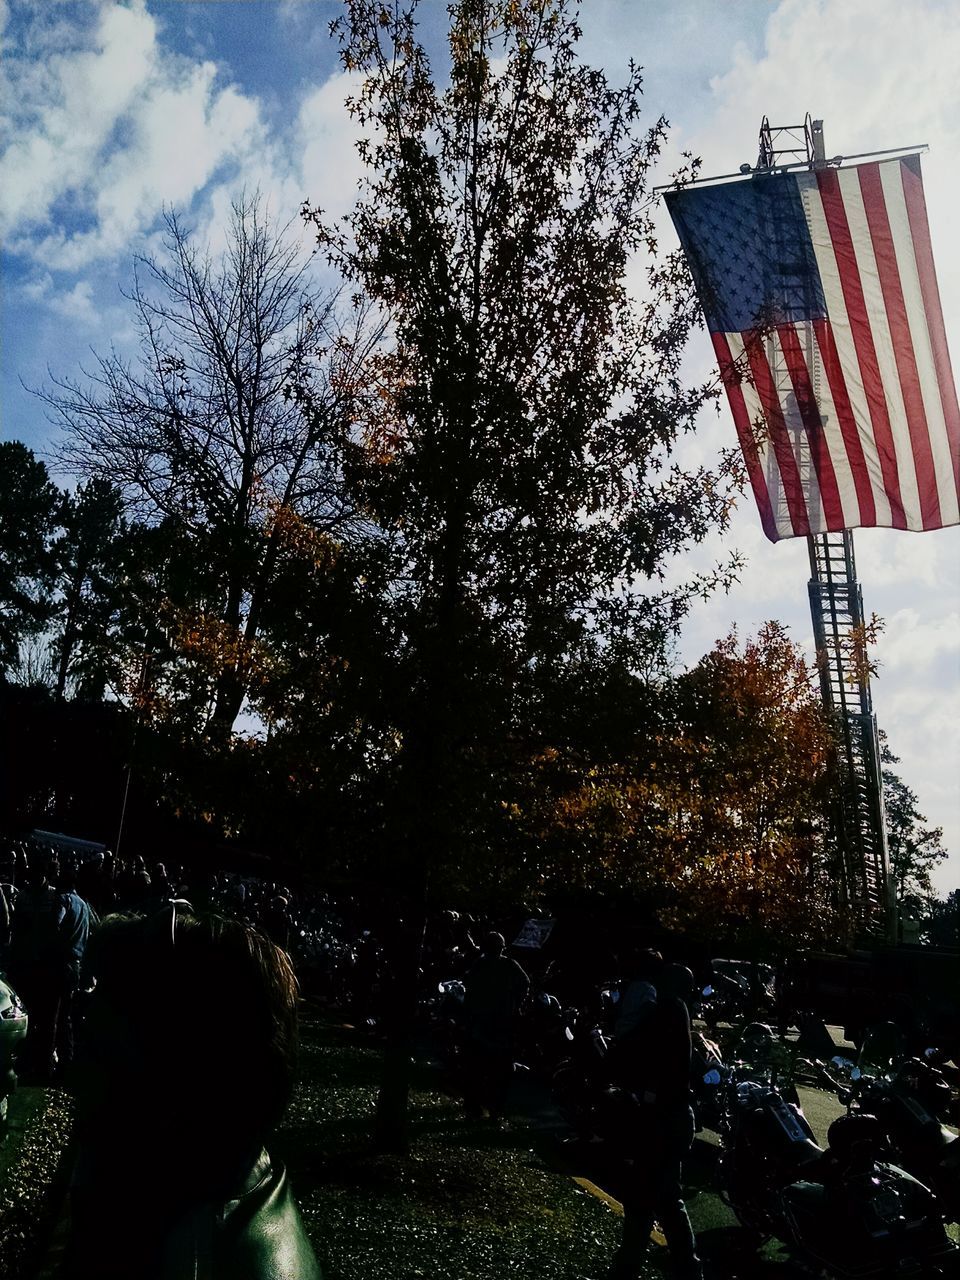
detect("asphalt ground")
[506,1079,839,1278]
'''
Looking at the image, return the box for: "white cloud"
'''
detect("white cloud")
[0,2,264,268]
[880,607,960,672]
[704,0,960,144]
[688,0,960,334]
[1,3,156,233]
[96,74,259,237]
[47,279,98,325]
[855,528,953,591]
[18,270,54,304]
[297,70,367,225]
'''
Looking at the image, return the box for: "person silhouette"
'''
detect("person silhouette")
[63,905,321,1279]
[608,962,704,1280]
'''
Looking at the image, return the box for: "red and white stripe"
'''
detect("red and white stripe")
[716,157,960,542]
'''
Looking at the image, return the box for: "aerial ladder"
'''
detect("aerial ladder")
[756,116,895,942]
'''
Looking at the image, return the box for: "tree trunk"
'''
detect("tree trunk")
[54,568,86,702]
[372,660,451,1153]
[373,905,427,1153]
[208,670,246,740]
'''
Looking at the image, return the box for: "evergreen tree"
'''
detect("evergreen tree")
[51,478,126,701]
[0,441,62,675]
[881,739,948,918]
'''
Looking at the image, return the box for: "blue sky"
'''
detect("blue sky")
[2,0,958,895]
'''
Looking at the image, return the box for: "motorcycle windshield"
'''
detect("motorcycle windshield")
[732,1026,793,1087]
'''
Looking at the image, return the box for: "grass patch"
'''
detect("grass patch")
[0,1088,74,1280]
[276,1015,634,1280]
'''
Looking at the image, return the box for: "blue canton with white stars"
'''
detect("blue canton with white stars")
[665,172,827,333]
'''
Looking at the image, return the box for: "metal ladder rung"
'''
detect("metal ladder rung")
[807,528,891,940]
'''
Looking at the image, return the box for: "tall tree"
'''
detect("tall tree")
[50,477,126,702]
[304,0,743,1145]
[304,0,743,858]
[926,889,960,949]
[41,195,370,737]
[881,739,948,919]
[0,441,62,676]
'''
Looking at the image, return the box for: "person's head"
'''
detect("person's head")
[481,930,506,958]
[623,947,664,983]
[79,909,299,1187]
[657,963,695,1003]
[24,855,53,889]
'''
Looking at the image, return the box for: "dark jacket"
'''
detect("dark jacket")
[66,1148,321,1280]
[156,1148,321,1280]
[8,884,66,978]
[463,952,530,1047]
[610,993,692,1111]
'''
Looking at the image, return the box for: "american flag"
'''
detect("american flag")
[665,156,960,542]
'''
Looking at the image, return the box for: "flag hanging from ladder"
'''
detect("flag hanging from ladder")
[665,156,960,542]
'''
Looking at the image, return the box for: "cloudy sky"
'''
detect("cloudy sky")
[2,0,958,896]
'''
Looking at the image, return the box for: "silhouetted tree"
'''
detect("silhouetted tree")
[926,888,960,948]
[51,478,126,701]
[881,739,948,918]
[303,0,743,1147]
[40,195,374,738]
[0,441,62,675]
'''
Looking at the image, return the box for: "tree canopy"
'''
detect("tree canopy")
[300,0,743,897]
[496,622,839,949]
[881,738,948,921]
[0,441,61,674]
[40,195,373,738]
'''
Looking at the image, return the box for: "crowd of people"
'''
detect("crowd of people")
[1,838,327,1279]
[1,841,312,1080]
[0,836,708,1280]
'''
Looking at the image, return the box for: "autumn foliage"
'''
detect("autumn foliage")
[506,623,840,949]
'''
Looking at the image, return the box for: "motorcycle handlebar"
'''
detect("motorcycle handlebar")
[794,1056,849,1095]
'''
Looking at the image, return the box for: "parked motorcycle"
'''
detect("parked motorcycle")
[551,1029,610,1139]
[699,959,778,1033]
[521,990,577,1074]
[718,1023,960,1277]
[820,1023,960,1224]
[0,976,28,1136]
[691,1027,726,1133]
